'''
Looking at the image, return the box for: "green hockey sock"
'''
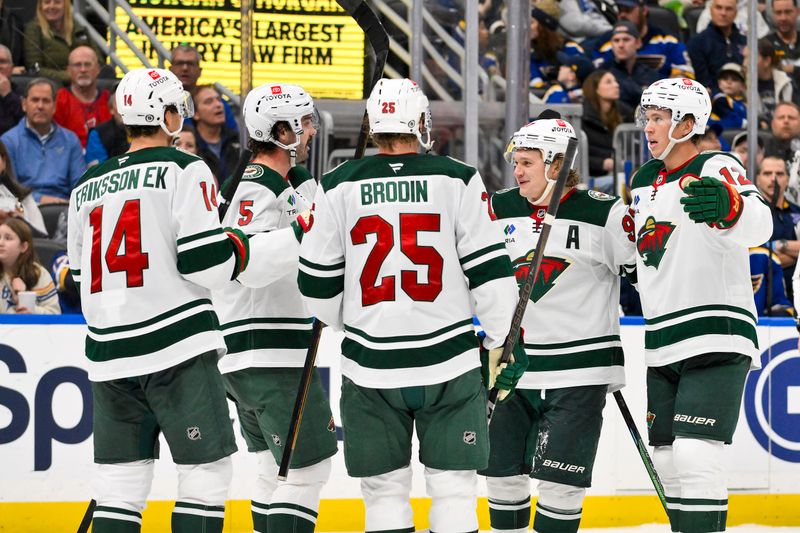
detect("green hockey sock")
[488,496,531,532]
[678,497,727,532]
[267,502,318,533]
[252,500,269,533]
[665,495,681,532]
[171,501,225,533]
[532,502,581,533]
[91,505,142,533]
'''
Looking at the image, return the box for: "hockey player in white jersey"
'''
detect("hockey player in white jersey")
[484,117,636,533]
[67,68,251,532]
[633,78,773,533]
[298,78,526,533]
[212,82,336,533]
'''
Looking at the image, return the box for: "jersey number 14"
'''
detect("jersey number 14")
[88,199,150,293]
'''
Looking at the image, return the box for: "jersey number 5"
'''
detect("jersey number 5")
[88,199,150,293]
[351,213,443,306]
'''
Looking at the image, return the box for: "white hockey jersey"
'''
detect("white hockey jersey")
[630,151,773,368]
[67,147,238,382]
[490,188,636,391]
[299,153,518,388]
[213,163,315,373]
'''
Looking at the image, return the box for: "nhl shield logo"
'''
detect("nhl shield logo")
[187,426,201,441]
[512,251,571,303]
[272,434,283,447]
[637,217,676,269]
[463,431,477,445]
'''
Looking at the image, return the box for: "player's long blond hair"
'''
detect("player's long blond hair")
[36,0,75,44]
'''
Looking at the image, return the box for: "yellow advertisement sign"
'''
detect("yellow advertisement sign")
[115,0,366,99]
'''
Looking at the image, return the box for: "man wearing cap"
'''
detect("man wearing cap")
[710,62,748,131]
[591,0,694,79]
[605,20,660,107]
[687,0,746,90]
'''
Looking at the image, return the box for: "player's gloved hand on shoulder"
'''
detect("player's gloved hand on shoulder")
[480,331,529,404]
[679,176,743,228]
[290,210,314,243]
[224,227,250,279]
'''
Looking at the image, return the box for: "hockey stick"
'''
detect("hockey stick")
[218,148,253,222]
[486,136,579,423]
[613,390,669,517]
[75,498,96,533]
[277,0,389,482]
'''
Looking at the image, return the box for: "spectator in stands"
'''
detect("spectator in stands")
[0,0,25,68]
[24,0,97,84]
[0,140,46,236]
[558,0,613,42]
[756,156,800,294]
[0,218,60,314]
[0,78,85,204]
[176,124,199,155]
[85,87,128,166]
[53,45,111,148]
[0,45,23,136]
[731,130,765,169]
[764,101,800,159]
[193,85,241,186]
[169,44,238,131]
[746,38,799,126]
[750,245,794,316]
[604,20,661,108]
[766,0,800,84]
[582,69,634,191]
[694,0,769,40]
[687,0,746,90]
[709,62,748,131]
[543,51,594,103]
[696,123,728,152]
[592,0,694,79]
[529,0,585,90]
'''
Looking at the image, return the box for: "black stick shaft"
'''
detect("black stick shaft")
[75,499,96,533]
[278,0,389,481]
[486,137,578,422]
[613,390,669,517]
[218,148,253,222]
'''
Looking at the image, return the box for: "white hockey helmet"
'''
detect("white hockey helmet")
[243,83,317,153]
[637,77,711,160]
[505,118,577,204]
[367,78,433,151]
[116,68,193,138]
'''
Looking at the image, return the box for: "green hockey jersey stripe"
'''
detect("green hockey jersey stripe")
[459,242,506,268]
[526,346,624,372]
[464,254,514,289]
[224,328,313,354]
[298,270,344,299]
[342,330,477,369]
[299,256,345,272]
[645,304,756,326]
[345,318,473,345]
[177,239,233,275]
[644,316,757,350]
[87,309,219,362]
[525,334,621,351]
[220,316,314,330]
[176,228,224,247]
[88,298,212,335]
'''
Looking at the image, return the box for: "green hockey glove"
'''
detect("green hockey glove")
[480,332,529,404]
[224,227,250,279]
[290,210,314,243]
[679,177,743,228]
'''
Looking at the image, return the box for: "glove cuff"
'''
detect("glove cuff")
[716,181,743,229]
[225,229,249,278]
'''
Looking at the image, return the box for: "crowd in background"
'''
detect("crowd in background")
[1,0,800,318]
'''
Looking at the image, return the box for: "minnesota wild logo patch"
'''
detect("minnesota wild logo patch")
[512,251,571,302]
[243,165,264,179]
[637,216,675,268]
